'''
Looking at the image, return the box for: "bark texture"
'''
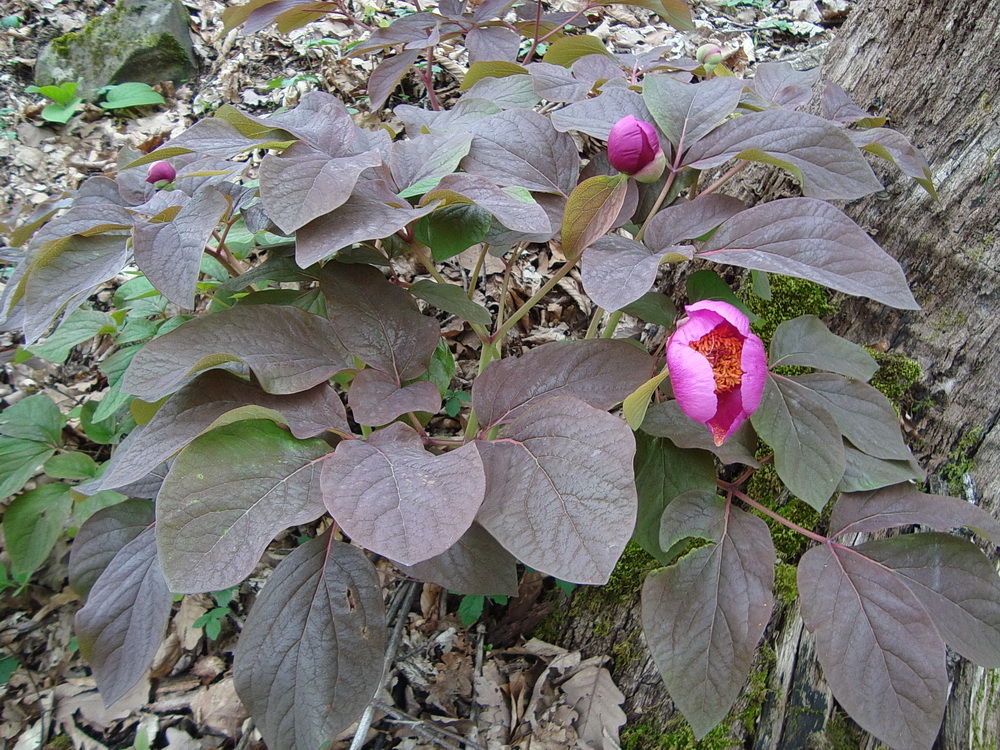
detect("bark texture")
[556,0,1000,747]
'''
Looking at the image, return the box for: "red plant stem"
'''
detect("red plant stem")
[728,486,832,545]
[423,48,441,110]
[697,160,750,197]
[522,0,545,64]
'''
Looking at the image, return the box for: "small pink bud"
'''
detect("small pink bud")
[696,44,723,64]
[666,300,767,446]
[146,161,176,185]
[607,115,666,183]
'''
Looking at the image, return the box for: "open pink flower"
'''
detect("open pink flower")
[666,300,767,446]
[607,115,667,183]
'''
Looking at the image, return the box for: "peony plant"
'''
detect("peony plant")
[0,11,989,750]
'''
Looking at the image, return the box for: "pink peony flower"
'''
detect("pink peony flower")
[146,161,176,185]
[666,300,767,446]
[607,115,667,183]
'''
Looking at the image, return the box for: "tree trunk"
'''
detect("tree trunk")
[555,0,1000,747]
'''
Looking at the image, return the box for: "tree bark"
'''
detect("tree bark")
[555,0,1000,747]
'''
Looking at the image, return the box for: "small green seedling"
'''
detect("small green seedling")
[26,82,83,124]
[98,82,166,111]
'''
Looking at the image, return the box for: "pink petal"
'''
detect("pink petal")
[666,344,717,423]
[685,299,753,337]
[708,388,747,446]
[739,335,768,414]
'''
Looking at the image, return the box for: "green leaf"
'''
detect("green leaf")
[632,433,717,563]
[99,82,166,110]
[460,61,528,90]
[40,99,83,124]
[415,205,492,261]
[770,315,878,381]
[458,594,486,626]
[620,292,675,327]
[80,400,115,444]
[3,483,73,576]
[0,655,19,687]
[44,451,98,480]
[561,174,629,260]
[0,437,55,500]
[622,370,670,430]
[0,393,65,445]
[542,35,614,67]
[409,280,492,326]
[686,269,759,323]
[25,309,117,363]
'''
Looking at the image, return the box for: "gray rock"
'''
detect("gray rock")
[34,0,196,98]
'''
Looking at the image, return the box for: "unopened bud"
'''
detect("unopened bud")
[695,44,723,64]
[146,161,176,185]
[607,115,667,184]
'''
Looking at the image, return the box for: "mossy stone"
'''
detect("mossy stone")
[35,0,195,98]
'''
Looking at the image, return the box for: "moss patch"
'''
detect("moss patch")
[741,275,837,347]
[866,349,922,411]
[940,427,982,497]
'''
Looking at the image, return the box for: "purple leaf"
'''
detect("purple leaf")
[467,25,520,64]
[234,535,386,750]
[821,81,885,128]
[321,263,440,381]
[840,445,924,493]
[69,499,154,598]
[476,395,637,584]
[685,110,884,200]
[750,374,844,510]
[259,143,382,234]
[798,543,947,750]
[641,400,759,467]
[27,203,132,249]
[426,174,551,233]
[848,128,936,197]
[156,420,330,593]
[75,527,172,706]
[352,12,439,54]
[408,279,492,325]
[642,194,745,252]
[142,118,280,161]
[396,522,519,596]
[769,314,878,381]
[698,198,919,310]
[240,91,359,156]
[642,498,774,738]
[295,180,438,266]
[390,131,474,192]
[792,373,910,460]
[132,186,230,308]
[463,75,541,110]
[321,423,486,565]
[473,0,515,22]
[550,87,651,140]
[348,370,442,426]
[472,339,655,429]
[747,62,817,110]
[581,234,663,311]
[369,49,422,111]
[243,0,316,33]
[858,533,1000,668]
[97,371,348,492]
[528,62,591,103]
[462,109,579,195]
[643,75,745,150]
[829,483,1000,546]
[123,304,352,400]
[396,98,501,137]
[571,53,626,88]
[15,234,128,345]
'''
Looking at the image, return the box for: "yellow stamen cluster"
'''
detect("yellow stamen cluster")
[690,329,744,394]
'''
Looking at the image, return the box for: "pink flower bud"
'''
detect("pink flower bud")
[607,115,667,183]
[666,300,767,446]
[146,161,176,185]
[695,44,723,64]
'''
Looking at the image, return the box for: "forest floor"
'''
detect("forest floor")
[0,0,848,748]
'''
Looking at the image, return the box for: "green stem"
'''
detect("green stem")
[600,310,623,338]
[584,307,604,339]
[493,245,522,336]
[634,170,678,244]
[409,239,447,283]
[492,259,577,344]
[467,243,489,299]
